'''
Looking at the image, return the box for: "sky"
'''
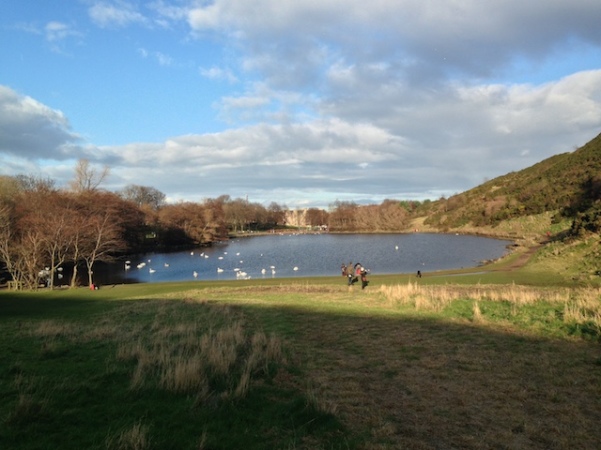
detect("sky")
[1,1,601,209]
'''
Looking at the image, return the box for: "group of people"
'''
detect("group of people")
[341,262,369,289]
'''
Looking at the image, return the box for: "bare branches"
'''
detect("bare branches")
[69,158,110,193]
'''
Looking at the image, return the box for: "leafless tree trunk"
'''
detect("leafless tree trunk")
[69,159,110,193]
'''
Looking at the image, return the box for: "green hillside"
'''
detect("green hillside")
[423,132,601,233]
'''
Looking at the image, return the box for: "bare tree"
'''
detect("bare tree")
[73,192,127,287]
[267,202,287,226]
[0,203,15,286]
[328,201,358,231]
[0,190,52,289]
[306,208,329,228]
[119,184,166,210]
[69,158,110,192]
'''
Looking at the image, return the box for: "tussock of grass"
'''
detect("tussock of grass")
[5,394,48,426]
[116,316,284,402]
[105,421,150,450]
[472,300,484,323]
[31,320,77,338]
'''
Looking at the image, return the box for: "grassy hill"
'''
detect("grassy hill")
[421,132,601,234]
[410,131,601,280]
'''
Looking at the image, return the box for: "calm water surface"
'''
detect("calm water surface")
[92,233,512,285]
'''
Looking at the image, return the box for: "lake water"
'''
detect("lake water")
[91,233,513,285]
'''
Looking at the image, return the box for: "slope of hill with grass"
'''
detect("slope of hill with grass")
[410,131,601,279]
[422,132,601,232]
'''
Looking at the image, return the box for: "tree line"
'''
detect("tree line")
[0,160,426,290]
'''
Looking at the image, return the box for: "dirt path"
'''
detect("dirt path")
[497,242,544,271]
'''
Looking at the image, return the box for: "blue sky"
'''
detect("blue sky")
[1,1,601,208]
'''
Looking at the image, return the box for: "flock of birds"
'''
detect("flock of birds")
[123,242,405,281]
[124,250,299,281]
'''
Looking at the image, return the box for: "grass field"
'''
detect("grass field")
[1,255,601,449]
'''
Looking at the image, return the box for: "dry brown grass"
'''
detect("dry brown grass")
[379,282,601,329]
[112,302,285,402]
[563,287,601,325]
[105,421,150,450]
[17,297,287,432]
[30,320,77,339]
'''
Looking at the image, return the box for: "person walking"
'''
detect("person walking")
[353,263,362,287]
[347,261,355,285]
[360,265,370,289]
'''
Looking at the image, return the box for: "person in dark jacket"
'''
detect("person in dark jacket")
[359,265,369,289]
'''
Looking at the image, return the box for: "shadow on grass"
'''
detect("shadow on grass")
[237,300,601,449]
[1,287,601,449]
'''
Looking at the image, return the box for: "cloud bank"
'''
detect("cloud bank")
[1,1,601,207]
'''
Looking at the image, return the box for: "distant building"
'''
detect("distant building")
[285,209,309,228]
[284,209,328,231]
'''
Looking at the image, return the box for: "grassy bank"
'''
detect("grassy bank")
[1,261,601,449]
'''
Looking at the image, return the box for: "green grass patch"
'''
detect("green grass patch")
[2,274,601,449]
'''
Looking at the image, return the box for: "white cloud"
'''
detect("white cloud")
[88,1,147,28]
[0,86,80,159]
[182,0,601,87]
[44,21,80,42]
[3,1,601,207]
[199,66,238,83]
[138,47,174,66]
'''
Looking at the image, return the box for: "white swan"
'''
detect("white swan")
[217,268,224,273]
[193,271,198,278]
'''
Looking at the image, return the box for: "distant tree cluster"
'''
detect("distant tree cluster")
[0,160,432,289]
[0,161,298,289]
[327,199,418,232]
[0,175,133,289]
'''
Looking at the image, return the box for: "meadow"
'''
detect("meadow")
[1,262,601,449]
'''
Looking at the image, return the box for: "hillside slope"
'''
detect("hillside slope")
[423,132,601,231]
[413,132,601,280]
